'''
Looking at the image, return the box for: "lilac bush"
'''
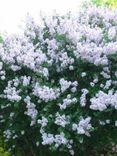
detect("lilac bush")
[0,6,117,156]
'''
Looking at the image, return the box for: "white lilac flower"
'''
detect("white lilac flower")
[115,71,117,77]
[21,76,31,86]
[10,65,21,71]
[90,90,117,111]
[54,132,68,145]
[106,120,110,124]
[59,78,78,93]
[115,121,117,127]
[104,80,112,89]
[69,65,74,70]
[21,131,25,135]
[90,82,95,87]
[99,120,106,126]
[24,96,38,125]
[3,82,21,102]
[0,62,3,70]
[59,78,71,93]
[55,112,70,127]
[33,83,60,102]
[72,117,93,137]
[81,72,87,77]
[42,133,54,145]
[108,27,116,40]
[37,117,48,128]
[3,130,12,139]
[36,141,39,147]
[58,96,77,110]
[93,77,98,83]
[80,89,89,107]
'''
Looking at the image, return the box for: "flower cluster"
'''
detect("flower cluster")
[72,117,93,137]
[90,90,117,111]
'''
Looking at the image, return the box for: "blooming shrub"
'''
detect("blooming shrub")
[0,6,117,156]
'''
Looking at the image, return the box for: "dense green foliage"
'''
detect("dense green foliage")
[92,0,117,7]
[0,133,10,156]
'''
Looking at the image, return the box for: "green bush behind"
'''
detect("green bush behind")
[92,0,117,7]
[0,133,10,156]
